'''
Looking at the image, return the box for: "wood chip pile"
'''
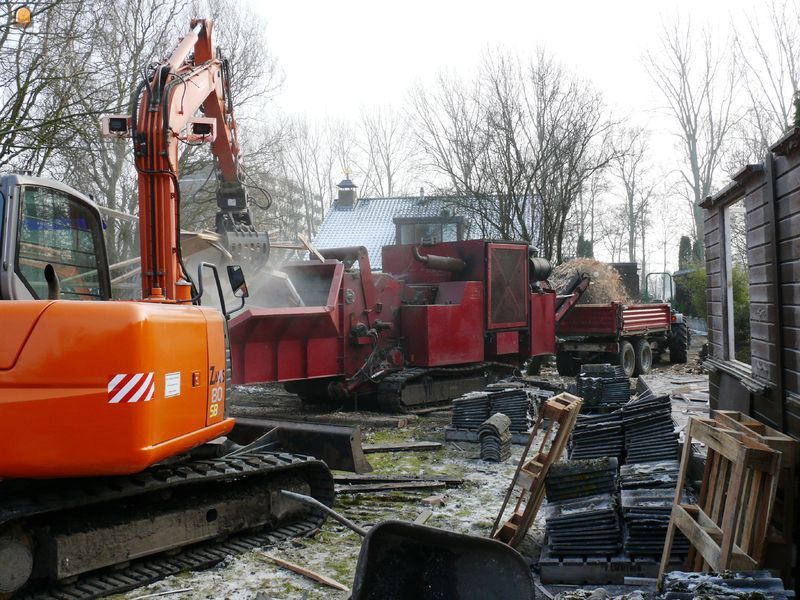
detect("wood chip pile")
[551,258,630,304]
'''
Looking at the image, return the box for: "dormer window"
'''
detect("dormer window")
[394,216,464,245]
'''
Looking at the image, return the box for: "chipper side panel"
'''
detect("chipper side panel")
[400,281,485,367]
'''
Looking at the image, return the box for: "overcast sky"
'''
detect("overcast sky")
[249,0,765,271]
[254,1,746,119]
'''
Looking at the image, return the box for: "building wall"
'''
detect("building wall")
[702,128,800,440]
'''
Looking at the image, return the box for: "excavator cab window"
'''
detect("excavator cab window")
[15,186,110,300]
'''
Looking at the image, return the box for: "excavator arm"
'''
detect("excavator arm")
[103,19,267,301]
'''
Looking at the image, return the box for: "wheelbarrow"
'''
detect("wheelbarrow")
[351,520,533,600]
[282,491,533,600]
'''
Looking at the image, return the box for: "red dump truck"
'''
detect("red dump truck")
[555,301,689,377]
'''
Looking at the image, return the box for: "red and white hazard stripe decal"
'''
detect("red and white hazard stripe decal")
[107,372,155,403]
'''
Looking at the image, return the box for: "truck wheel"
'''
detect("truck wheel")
[633,338,653,376]
[669,322,689,363]
[618,341,636,378]
[556,352,580,377]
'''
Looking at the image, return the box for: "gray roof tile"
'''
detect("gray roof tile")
[313,196,464,269]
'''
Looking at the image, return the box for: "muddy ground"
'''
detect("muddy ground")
[120,333,708,600]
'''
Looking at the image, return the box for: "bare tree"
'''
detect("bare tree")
[527,52,617,261]
[597,202,629,263]
[409,49,616,260]
[358,105,417,197]
[730,0,800,166]
[645,17,738,258]
[54,0,186,269]
[613,126,656,279]
[279,117,335,237]
[0,0,98,174]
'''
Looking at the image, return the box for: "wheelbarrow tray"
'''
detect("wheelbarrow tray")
[351,520,534,600]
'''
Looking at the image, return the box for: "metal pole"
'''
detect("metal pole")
[280,490,367,537]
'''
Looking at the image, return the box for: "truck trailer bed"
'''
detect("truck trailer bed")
[557,302,671,338]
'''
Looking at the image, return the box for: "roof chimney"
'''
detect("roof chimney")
[336,177,358,208]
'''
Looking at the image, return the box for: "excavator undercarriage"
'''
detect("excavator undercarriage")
[1,443,334,598]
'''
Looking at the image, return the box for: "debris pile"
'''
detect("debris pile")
[545,457,618,503]
[551,258,629,304]
[621,488,690,557]
[478,413,512,462]
[545,493,621,556]
[451,392,490,429]
[623,391,678,463]
[661,570,793,599]
[569,410,624,460]
[576,364,630,410]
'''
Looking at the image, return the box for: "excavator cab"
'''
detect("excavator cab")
[0,174,111,301]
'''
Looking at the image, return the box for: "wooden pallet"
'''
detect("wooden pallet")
[539,545,683,585]
[658,417,781,584]
[711,410,798,586]
[490,392,582,547]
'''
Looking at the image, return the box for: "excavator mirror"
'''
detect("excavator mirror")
[227,264,248,299]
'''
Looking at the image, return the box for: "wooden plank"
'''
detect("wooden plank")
[773,159,800,197]
[297,233,326,262]
[362,441,442,453]
[718,447,747,567]
[747,223,771,247]
[336,481,446,494]
[748,243,774,267]
[671,505,722,569]
[262,411,416,429]
[333,473,462,486]
[748,264,772,286]
[260,552,349,592]
[776,182,800,221]
[413,509,432,525]
[777,212,800,240]
[408,405,453,415]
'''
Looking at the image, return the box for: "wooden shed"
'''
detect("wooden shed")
[701,128,800,439]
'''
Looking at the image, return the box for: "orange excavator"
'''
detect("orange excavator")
[0,20,333,598]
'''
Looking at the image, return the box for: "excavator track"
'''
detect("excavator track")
[377,363,517,413]
[2,450,334,599]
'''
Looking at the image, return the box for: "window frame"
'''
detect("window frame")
[720,197,751,366]
[393,215,465,245]
[14,185,111,301]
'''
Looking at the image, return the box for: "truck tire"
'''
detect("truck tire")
[633,338,653,376]
[556,352,580,377]
[618,341,636,378]
[669,322,689,363]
